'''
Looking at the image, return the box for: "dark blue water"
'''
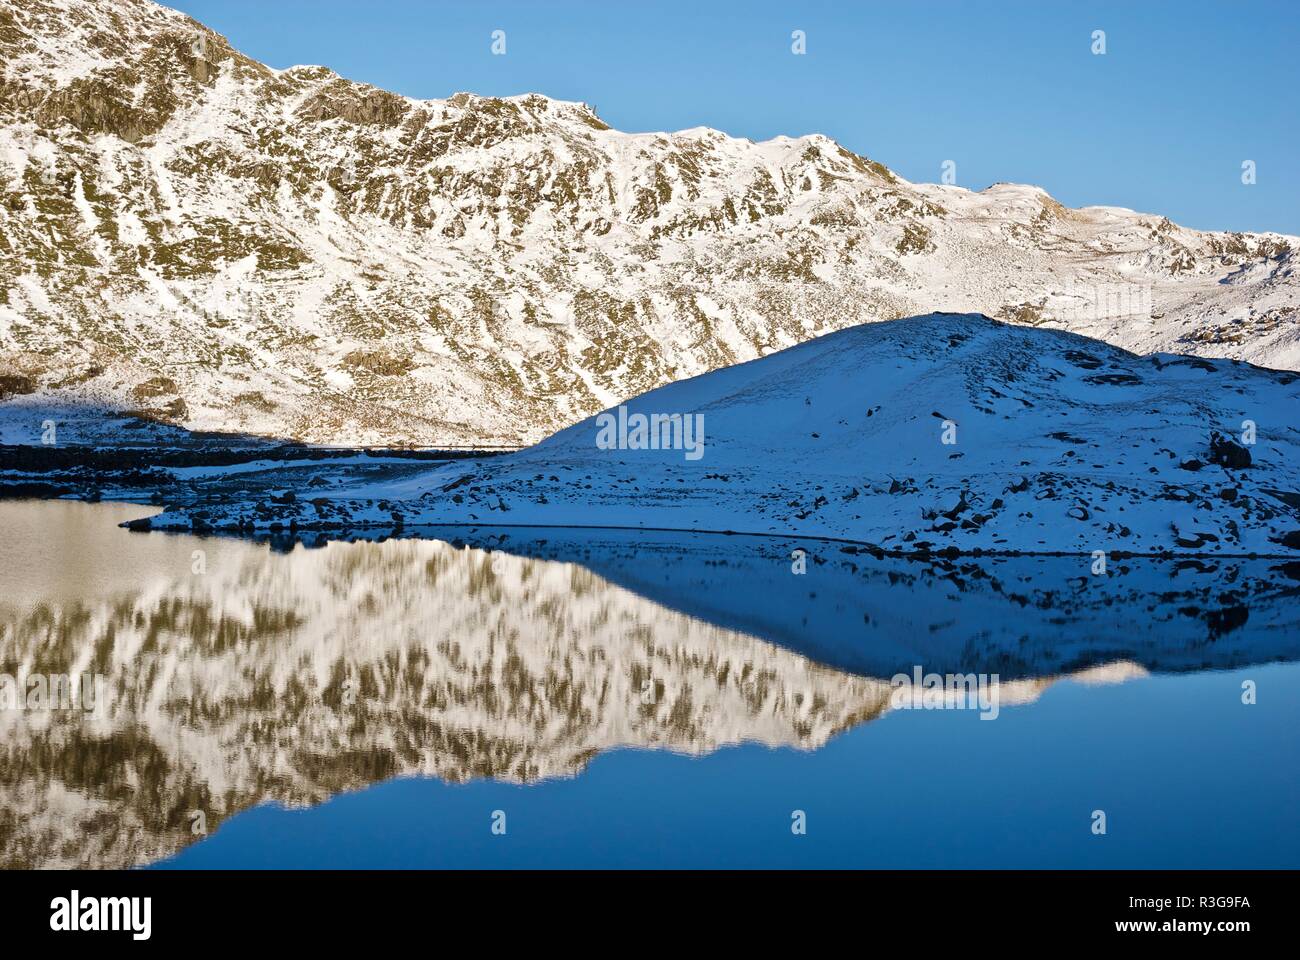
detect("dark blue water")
[159,662,1299,869]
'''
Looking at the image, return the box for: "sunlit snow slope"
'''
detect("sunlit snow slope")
[1,0,1297,446]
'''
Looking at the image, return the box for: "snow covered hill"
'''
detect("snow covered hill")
[139,313,1300,556]
[2,0,1297,446]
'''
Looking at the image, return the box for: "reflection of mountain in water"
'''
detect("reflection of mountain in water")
[2,530,895,869]
[3,515,1298,869]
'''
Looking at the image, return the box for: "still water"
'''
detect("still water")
[1,499,1296,868]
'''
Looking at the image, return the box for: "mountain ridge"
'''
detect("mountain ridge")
[1,0,1297,446]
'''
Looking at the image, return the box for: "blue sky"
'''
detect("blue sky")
[169,0,1299,234]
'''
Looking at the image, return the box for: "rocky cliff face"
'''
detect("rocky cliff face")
[1,0,1297,446]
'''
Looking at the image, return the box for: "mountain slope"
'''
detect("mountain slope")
[1,0,1297,446]
[140,313,1300,556]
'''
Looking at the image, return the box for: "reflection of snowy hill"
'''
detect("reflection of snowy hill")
[4,502,1299,868]
[435,528,1300,679]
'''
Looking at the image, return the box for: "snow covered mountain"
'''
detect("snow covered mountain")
[2,0,1297,446]
[139,313,1300,556]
